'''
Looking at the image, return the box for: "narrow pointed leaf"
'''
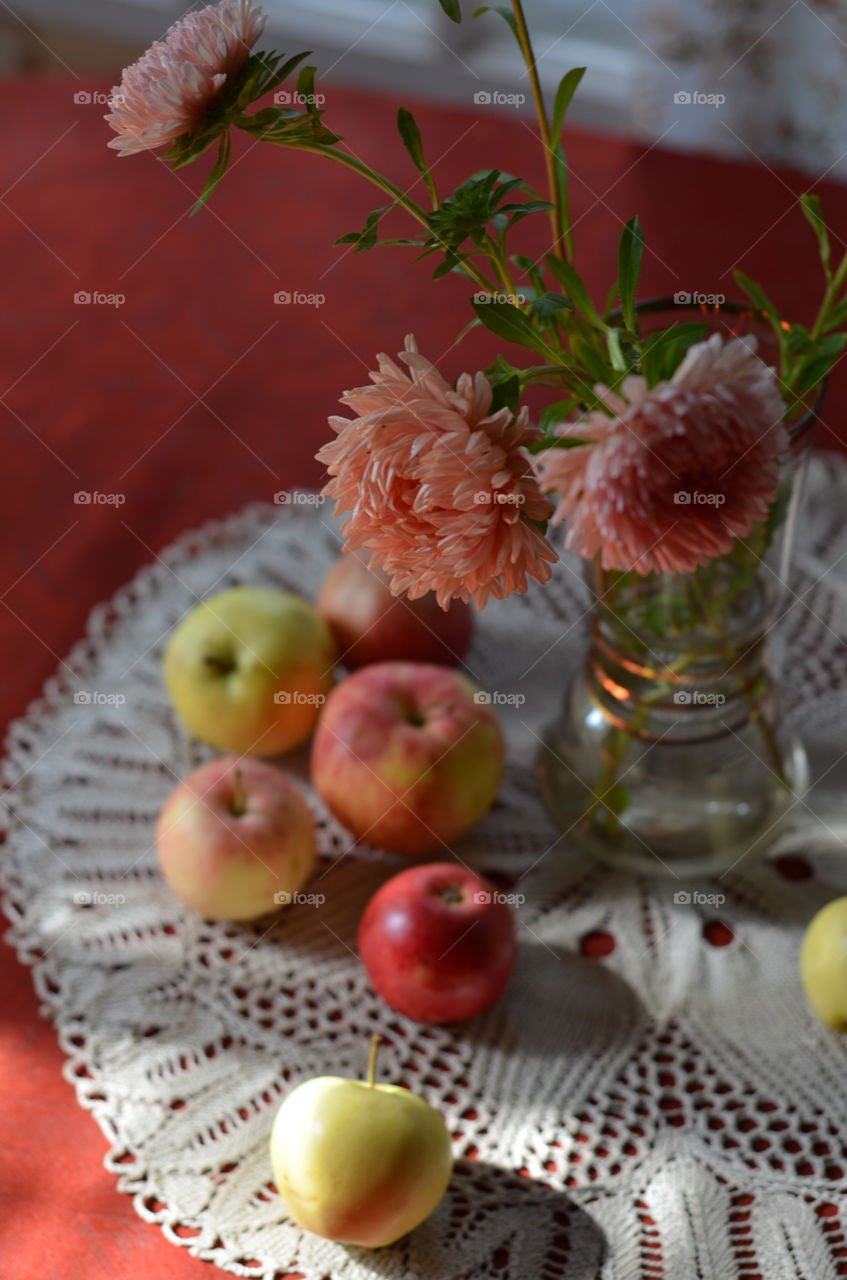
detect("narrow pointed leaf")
[617,215,643,332]
[551,67,585,144]
[438,0,462,20]
[800,193,832,281]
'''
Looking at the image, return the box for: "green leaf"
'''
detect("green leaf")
[471,297,559,359]
[190,131,232,215]
[792,332,847,397]
[438,0,462,20]
[639,321,710,385]
[544,253,606,329]
[551,67,585,145]
[538,397,581,432]
[529,291,574,323]
[489,373,521,414]
[529,432,593,453]
[334,206,388,253]
[823,297,847,332]
[473,5,518,39]
[617,215,643,333]
[733,270,781,326]
[800,193,831,281]
[570,334,612,382]
[397,107,437,203]
[257,50,313,98]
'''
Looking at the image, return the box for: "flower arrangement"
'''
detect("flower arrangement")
[107,0,847,868]
[106,0,844,608]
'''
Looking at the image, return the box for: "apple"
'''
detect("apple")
[156,755,315,920]
[163,586,336,756]
[317,552,473,669]
[358,862,517,1022]
[270,1036,452,1246]
[311,661,503,855]
[800,896,847,1029]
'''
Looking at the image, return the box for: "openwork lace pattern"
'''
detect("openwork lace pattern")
[4,454,847,1279]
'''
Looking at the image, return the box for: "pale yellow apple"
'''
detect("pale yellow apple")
[163,586,336,756]
[270,1040,452,1246]
[801,896,847,1030]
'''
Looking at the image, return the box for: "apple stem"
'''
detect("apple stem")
[367,1034,382,1088]
[231,768,246,817]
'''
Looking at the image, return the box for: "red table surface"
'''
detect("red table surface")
[2,73,847,1279]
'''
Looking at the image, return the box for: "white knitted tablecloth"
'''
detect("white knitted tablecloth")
[4,454,847,1279]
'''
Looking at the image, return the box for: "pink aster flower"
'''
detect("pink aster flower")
[536,334,788,576]
[317,336,557,609]
[105,0,266,156]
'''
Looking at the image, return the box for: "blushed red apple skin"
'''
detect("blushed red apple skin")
[156,755,315,920]
[358,862,517,1022]
[310,662,503,855]
[317,554,473,669]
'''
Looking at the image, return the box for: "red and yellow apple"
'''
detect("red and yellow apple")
[310,661,503,855]
[317,553,473,669]
[156,755,315,920]
[270,1036,452,1246]
[163,586,336,756]
[358,862,517,1022]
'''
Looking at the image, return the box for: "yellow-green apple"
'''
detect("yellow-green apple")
[800,896,847,1029]
[311,661,503,855]
[156,755,315,920]
[163,586,336,755]
[359,862,517,1022]
[317,553,473,669]
[270,1036,452,1245]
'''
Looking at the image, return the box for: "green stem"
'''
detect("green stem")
[509,0,566,259]
[283,140,496,293]
[811,246,847,340]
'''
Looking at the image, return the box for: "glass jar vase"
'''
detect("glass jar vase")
[536,300,820,877]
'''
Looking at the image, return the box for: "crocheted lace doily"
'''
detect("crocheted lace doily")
[4,453,847,1280]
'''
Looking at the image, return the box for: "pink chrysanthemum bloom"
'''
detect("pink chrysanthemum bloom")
[317,336,557,609]
[536,334,788,577]
[105,0,266,156]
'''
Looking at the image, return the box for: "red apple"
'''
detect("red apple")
[311,662,503,855]
[156,755,315,920]
[317,553,473,669]
[358,863,518,1022]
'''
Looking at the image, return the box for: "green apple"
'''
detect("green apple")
[801,896,847,1029]
[270,1037,452,1246]
[164,586,336,756]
